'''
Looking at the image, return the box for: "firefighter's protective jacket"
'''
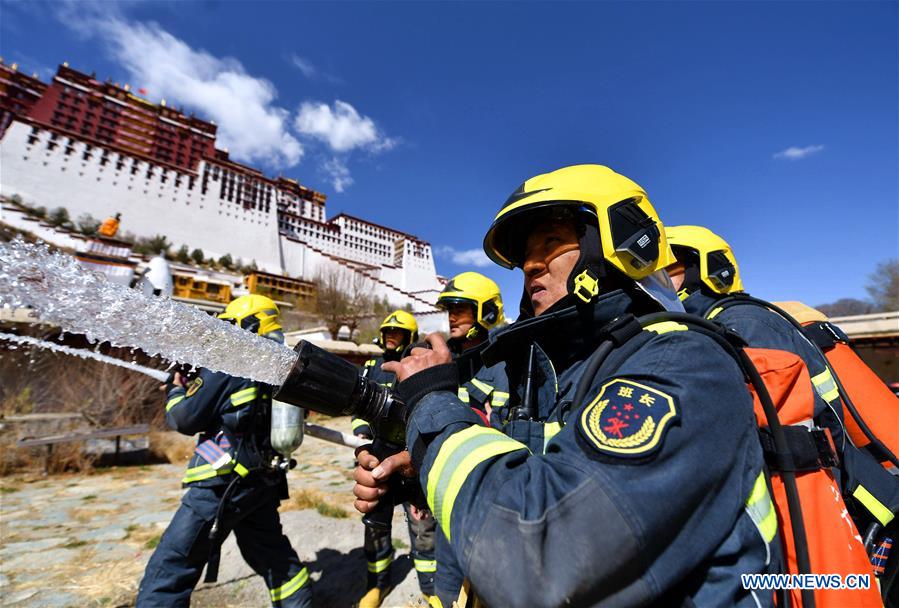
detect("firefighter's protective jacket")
[458,359,509,415]
[404,290,779,607]
[165,369,278,488]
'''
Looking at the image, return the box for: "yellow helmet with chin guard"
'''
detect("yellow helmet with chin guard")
[218,294,282,336]
[437,272,504,338]
[483,164,676,307]
[378,310,418,350]
[665,225,744,295]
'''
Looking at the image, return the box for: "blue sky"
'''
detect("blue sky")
[2,1,896,314]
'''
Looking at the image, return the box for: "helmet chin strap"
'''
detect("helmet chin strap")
[565,221,608,305]
[682,262,703,295]
[670,246,704,297]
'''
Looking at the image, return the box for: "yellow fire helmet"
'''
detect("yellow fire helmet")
[378,310,418,350]
[665,225,744,295]
[483,164,676,310]
[437,271,505,339]
[218,294,282,336]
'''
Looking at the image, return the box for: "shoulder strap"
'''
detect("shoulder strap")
[702,293,753,319]
[570,315,645,409]
[802,320,850,352]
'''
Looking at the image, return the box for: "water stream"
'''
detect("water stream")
[0,331,363,449]
[0,332,170,382]
[0,239,297,385]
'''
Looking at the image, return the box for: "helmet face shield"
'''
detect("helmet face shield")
[706,250,737,290]
[608,198,661,271]
[239,315,262,334]
[436,296,478,315]
[636,270,686,313]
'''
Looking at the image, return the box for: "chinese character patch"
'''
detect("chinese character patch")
[578,379,678,458]
[186,376,204,397]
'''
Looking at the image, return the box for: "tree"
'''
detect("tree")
[278,293,321,333]
[371,295,389,316]
[815,298,875,318]
[866,259,899,312]
[218,253,234,270]
[314,267,374,340]
[191,248,205,265]
[48,207,73,229]
[133,234,171,256]
[175,245,190,263]
[76,213,101,236]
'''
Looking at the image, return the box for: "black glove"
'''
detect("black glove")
[394,363,459,422]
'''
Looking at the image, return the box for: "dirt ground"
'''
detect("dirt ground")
[0,416,429,607]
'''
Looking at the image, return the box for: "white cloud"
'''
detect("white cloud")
[287,53,342,84]
[52,3,397,192]
[773,144,825,161]
[294,100,396,153]
[56,8,303,168]
[289,54,317,79]
[322,157,353,193]
[435,246,493,268]
[294,100,396,193]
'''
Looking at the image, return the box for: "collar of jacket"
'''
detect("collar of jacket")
[679,289,721,318]
[483,289,650,374]
[382,348,402,363]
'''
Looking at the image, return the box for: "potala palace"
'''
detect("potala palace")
[0,60,446,329]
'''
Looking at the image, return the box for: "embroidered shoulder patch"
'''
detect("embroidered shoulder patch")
[185,376,204,397]
[578,379,678,458]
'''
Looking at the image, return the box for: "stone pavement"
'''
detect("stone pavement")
[0,416,429,607]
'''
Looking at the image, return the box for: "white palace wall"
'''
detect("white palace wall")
[0,121,282,273]
[1,119,445,320]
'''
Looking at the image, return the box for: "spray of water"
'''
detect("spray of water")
[0,331,363,449]
[0,239,297,385]
[0,332,170,382]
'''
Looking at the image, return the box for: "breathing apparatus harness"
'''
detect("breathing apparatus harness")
[486,306,816,607]
[704,294,899,471]
[703,294,899,595]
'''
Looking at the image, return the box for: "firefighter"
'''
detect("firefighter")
[354,165,779,606]
[353,311,438,608]
[436,271,509,418]
[433,272,508,604]
[136,295,312,608]
[665,225,899,567]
